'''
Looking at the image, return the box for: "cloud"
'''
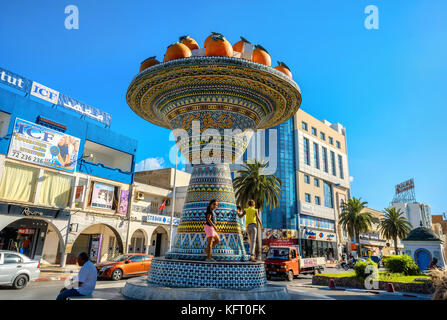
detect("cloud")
[349,176,354,183]
[135,157,165,172]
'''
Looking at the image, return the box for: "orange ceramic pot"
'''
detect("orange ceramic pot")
[274,61,292,79]
[252,45,271,66]
[179,35,200,50]
[205,35,233,57]
[139,56,160,72]
[163,43,192,62]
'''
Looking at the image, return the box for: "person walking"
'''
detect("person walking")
[204,199,220,262]
[237,200,263,262]
[56,252,97,300]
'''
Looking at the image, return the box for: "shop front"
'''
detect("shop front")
[300,228,337,260]
[0,202,69,262]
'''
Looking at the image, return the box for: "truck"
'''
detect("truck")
[264,246,326,281]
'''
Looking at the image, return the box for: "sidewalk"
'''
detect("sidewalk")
[36,264,80,282]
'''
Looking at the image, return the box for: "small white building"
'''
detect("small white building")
[402,226,446,271]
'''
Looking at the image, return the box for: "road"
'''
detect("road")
[0,271,431,300]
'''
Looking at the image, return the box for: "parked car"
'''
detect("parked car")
[0,250,41,289]
[96,254,153,281]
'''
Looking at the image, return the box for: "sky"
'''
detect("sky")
[0,0,446,214]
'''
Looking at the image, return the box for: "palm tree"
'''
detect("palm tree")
[379,208,412,255]
[233,160,281,260]
[339,198,374,257]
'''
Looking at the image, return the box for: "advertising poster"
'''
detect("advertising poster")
[91,182,114,210]
[118,189,129,214]
[8,118,81,173]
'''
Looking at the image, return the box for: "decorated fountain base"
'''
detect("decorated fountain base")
[122,259,291,300]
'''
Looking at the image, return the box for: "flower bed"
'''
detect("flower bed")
[313,272,434,294]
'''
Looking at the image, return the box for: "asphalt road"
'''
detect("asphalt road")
[0,271,431,300]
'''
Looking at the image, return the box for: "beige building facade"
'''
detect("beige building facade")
[294,109,350,259]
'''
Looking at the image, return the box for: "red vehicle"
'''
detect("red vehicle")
[264,246,325,281]
[96,254,153,281]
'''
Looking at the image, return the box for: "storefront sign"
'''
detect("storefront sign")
[302,229,336,242]
[300,203,313,214]
[0,202,70,220]
[8,118,81,172]
[0,66,111,126]
[263,228,298,246]
[118,189,129,214]
[91,182,114,210]
[145,213,180,226]
[18,228,35,235]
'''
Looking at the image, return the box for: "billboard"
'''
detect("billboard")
[8,118,81,172]
[0,66,111,126]
[395,179,414,194]
[91,182,115,210]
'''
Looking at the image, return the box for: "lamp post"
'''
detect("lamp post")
[168,150,178,251]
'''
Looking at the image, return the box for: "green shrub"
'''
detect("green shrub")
[354,259,378,279]
[383,255,421,275]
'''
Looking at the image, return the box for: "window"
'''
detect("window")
[315,196,321,205]
[305,193,311,203]
[89,181,120,211]
[330,151,336,176]
[313,143,320,169]
[0,162,39,202]
[83,140,133,172]
[4,253,22,264]
[314,178,320,187]
[328,137,333,145]
[338,155,344,179]
[128,255,145,262]
[322,147,328,173]
[291,249,297,259]
[302,121,308,131]
[311,127,317,136]
[0,111,11,138]
[304,175,310,184]
[323,181,334,208]
[38,171,74,207]
[320,132,325,140]
[303,138,310,165]
[336,141,341,149]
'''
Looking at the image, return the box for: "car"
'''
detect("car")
[0,250,41,289]
[96,254,153,281]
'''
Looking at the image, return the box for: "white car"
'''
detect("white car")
[0,250,41,289]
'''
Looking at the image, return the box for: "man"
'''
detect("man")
[56,252,97,300]
[237,200,263,262]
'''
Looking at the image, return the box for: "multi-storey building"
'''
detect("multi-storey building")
[0,80,137,267]
[128,168,190,257]
[391,202,432,230]
[236,108,351,259]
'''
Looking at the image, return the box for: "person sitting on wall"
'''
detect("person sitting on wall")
[237,200,264,262]
[204,199,220,262]
[56,252,97,300]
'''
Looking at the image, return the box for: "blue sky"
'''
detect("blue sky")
[1,1,446,214]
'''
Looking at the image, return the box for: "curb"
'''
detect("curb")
[292,284,429,299]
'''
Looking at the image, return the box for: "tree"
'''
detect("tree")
[379,207,412,255]
[339,198,374,257]
[233,160,281,260]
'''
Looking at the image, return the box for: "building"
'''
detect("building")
[127,168,190,257]
[390,202,432,230]
[402,226,446,271]
[0,71,137,267]
[235,108,351,259]
[432,214,447,260]
[358,207,403,256]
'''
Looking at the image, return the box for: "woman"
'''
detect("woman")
[204,199,220,262]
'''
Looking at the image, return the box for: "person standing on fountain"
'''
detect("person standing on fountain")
[238,200,263,262]
[204,199,220,262]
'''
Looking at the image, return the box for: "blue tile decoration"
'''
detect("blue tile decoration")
[126,56,301,289]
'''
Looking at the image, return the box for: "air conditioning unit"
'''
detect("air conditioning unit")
[135,192,144,200]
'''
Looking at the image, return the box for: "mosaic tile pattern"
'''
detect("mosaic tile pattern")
[147,258,267,290]
[166,163,249,261]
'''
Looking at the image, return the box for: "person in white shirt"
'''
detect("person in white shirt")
[56,252,97,300]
